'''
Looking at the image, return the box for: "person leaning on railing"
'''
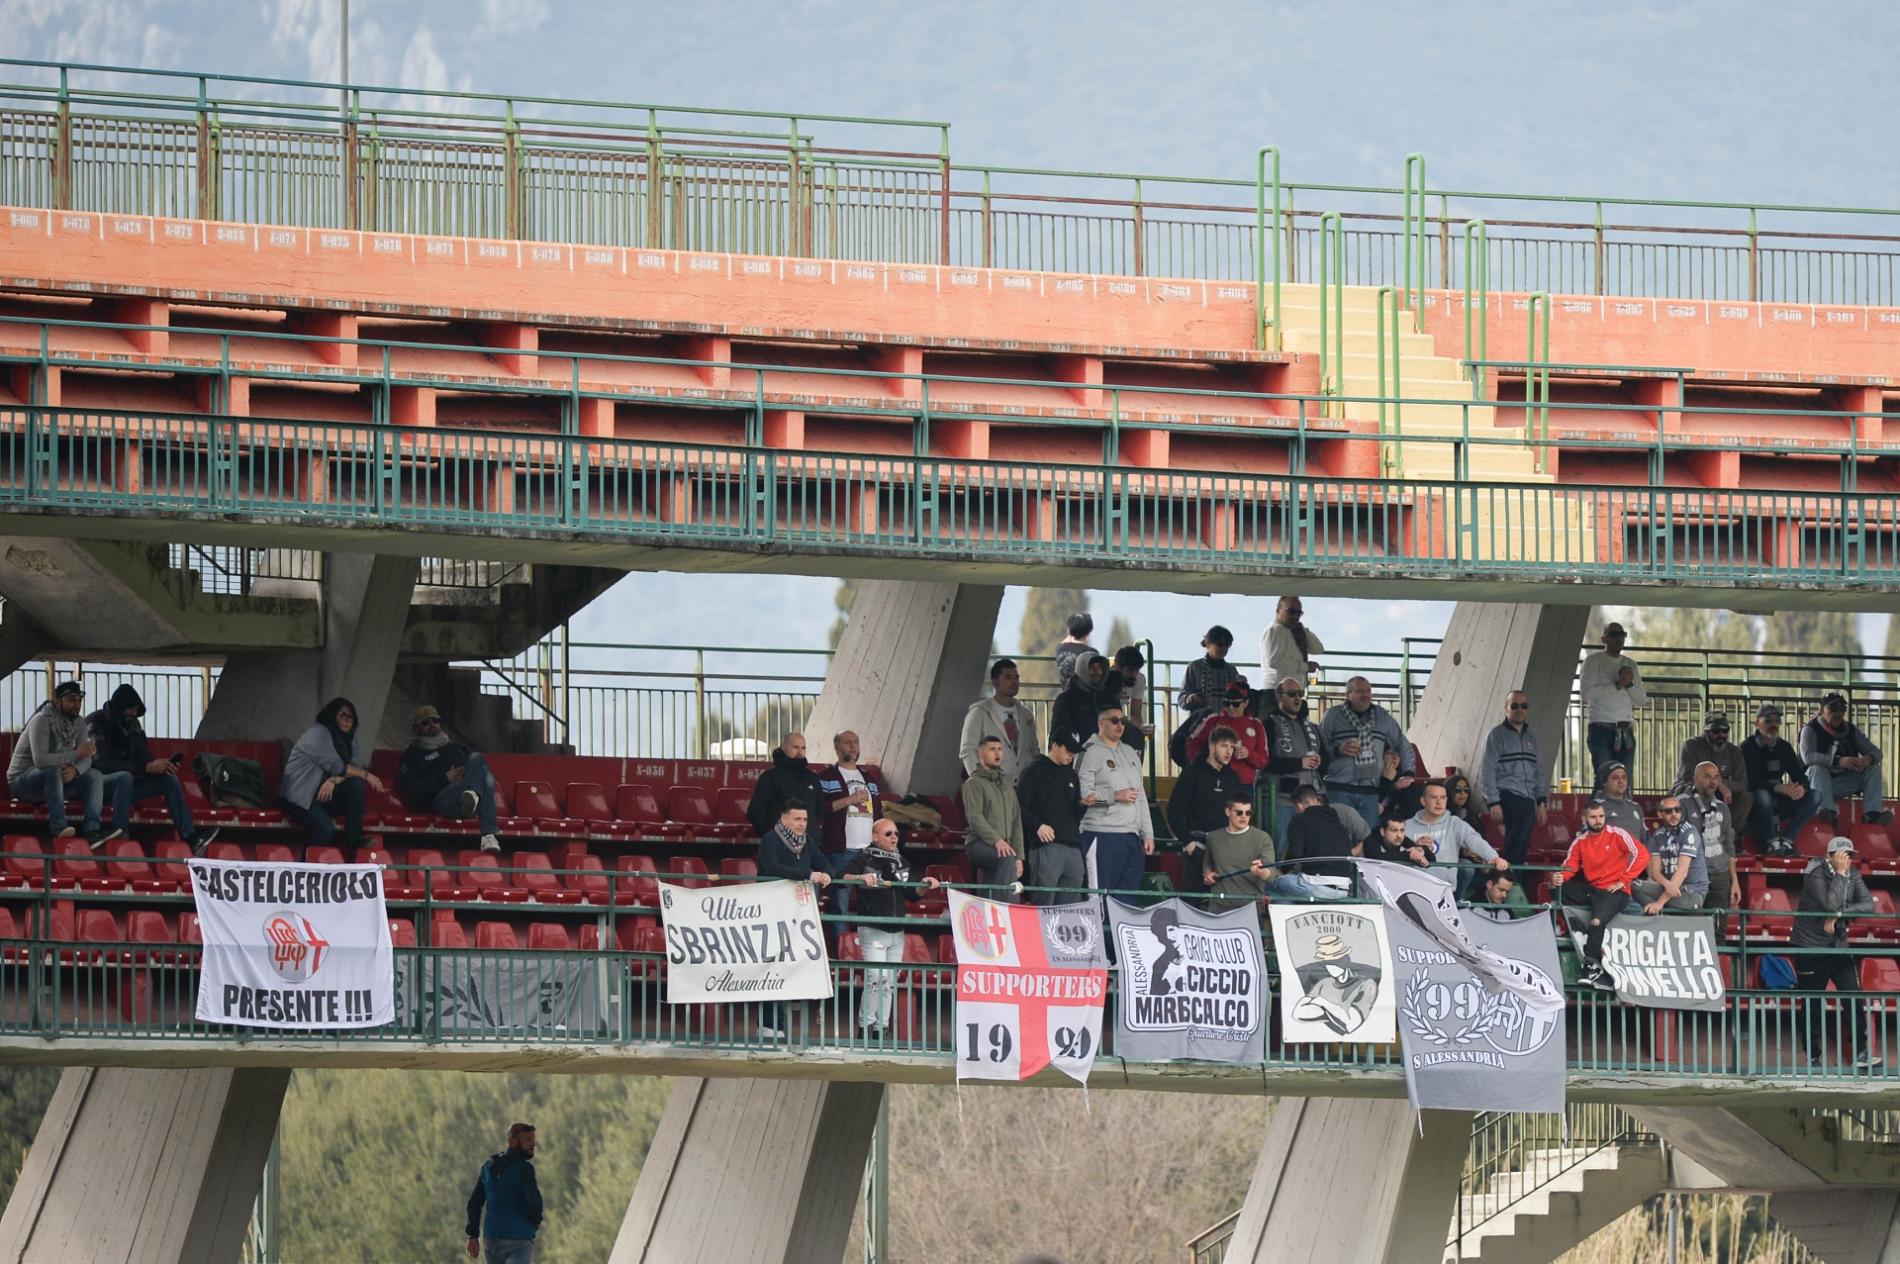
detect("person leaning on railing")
[835,817,938,1041]
[1792,837,1877,1070]
[1017,731,1087,906]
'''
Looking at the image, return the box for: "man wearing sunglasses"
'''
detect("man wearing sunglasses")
[1262,676,1322,842]
[1078,700,1154,900]
[1634,796,1708,915]
[1259,596,1323,694]
[1478,690,1549,868]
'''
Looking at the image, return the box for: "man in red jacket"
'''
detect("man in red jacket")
[1551,801,1650,992]
[1188,680,1270,788]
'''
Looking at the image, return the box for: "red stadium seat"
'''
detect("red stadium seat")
[668,787,742,841]
[621,920,666,977]
[1796,819,1835,858]
[365,784,431,832]
[254,842,299,865]
[565,854,611,903]
[53,837,123,893]
[105,838,175,894]
[714,787,754,831]
[306,845,347,866]
[718,857,759,882]
[408,848,472,901]
[1861,958,1900,993]
[569,783,640,839]
[3,836,49,887]
[512,851,580,904]
[1860,889,1900,943]
[122,910,177,963]
[527,923,575,951]
[360,844,420,899]
[614,785,686,839]
[203,841,245,865]
[387,917,418,948]
[148,839,194,888]
[178,911,202,946]
[1853,824,1898,870]
[514,782,585,837]
[614,855,661,907]
[432,919,470,949]
[74,909,124,957]
[668,856,711,889]
[581,915,660,953]
[459,850,527,902]
[1744,886,1796,942]
[475,922,520,950]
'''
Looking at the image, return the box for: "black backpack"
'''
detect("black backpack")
[193,752,270,810]
[1168,708,1209,770]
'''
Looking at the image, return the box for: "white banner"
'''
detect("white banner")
[189,858,393,1029]
[950,890,1108,1086]
[1267,903,1397,1043]
[658,879,833,1004]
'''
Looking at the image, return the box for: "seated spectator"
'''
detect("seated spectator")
[89,683,218,853]
[1051,653,1115,753]
[1169,724,1244,895]
[1187,681,1269,788]
[959,658,1040,784]
[281,697,383,850]
[6,681,110,847]
[1052,613,1097,691]
[746,733,826,836]
[1280,786,1363,896]
[1444,775,1485,830]
[1673,712,1747,809]
[1204,794,1345,912]
[1793,837,1877,1069]
[756,802,834,1040]
[1363,814,1436,870]
[1473,869,1532,921]
[962,736,1024,904]
[1589,763,1647,840]
[1634,795,1706,914]
[1018,733,1086,906]
[1111,645,1155,756]
[1551,802,1649,992]
[1802,693,1891,826]
[1078,701,1154,898]
[836,818,937,1040]
[1177,625,1240,714]
[398,704,500,853]
[1742,704,1816,855]
[1407,780,1506,889]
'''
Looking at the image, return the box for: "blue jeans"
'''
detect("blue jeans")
[427,752,499,834]
[1272,798,1295,848]
[484,1238,534,1264]
[1751,784,1819,844]
[1265,873,1348,901]
[1085,831,1146,898]
[1327,787,1381,832]
[280,777,367,847]
[104,770,196,838]
[9,766,104,834]
[1809,762,1886,816]
[1587,725,1633,788]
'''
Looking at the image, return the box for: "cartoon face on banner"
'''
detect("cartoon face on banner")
[1268,904,1397,1043]
[1109,899,1266,1064]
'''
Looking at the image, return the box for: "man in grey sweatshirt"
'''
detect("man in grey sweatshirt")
[1077,698,1154,899]
[1317,676,1414,828]
[6,681,111,846]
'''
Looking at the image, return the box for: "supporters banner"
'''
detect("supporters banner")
[394,954,601,1036]
[1108,898,1266,1064]
[657,878,833,1004]
[1568,914,1726,1012]
[1267,903,1396,1043]
[949,890,1108,1086]
[189,858,392,1029]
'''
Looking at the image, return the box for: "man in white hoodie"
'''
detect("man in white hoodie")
[1407,780,1507,890]
[1077,699,1154,898]
[958,658,1041,785]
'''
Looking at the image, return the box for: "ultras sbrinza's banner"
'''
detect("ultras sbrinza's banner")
[189,859,393,1029]
[949,890,1108,1086]
[1109,898,1266,1064]
[658,878,833,1004]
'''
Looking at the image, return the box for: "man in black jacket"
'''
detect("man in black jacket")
[1050,654,1115,751]
[464,1122,543,1262]
[1743,704,1817,853]
[1018,733,1085,905]
[399,705,502,852]
[1262,678,1323,844]
[746,733,827,836]
[1281,786,1363,891]
[89,682,217,852]
[1167,726,1243,897]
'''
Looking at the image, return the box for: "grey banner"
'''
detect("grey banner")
[393,953,605,1037]
[1582,914,1726,1012]
[1110,898,1267,1064]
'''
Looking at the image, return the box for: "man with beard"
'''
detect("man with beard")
[1551,801,1649,991]
[1674,712,1747,809]
[746,732,826,837]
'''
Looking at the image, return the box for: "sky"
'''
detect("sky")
[10,0,1897,666]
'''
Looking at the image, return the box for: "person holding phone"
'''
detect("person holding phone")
[88,682,219,853]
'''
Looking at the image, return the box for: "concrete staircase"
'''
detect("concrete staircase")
[1443,1142,1667,1264]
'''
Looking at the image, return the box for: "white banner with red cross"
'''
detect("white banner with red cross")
[189,858,393,1029]
[948,890,1108,1085]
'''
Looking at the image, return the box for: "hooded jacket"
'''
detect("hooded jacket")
[281,698,363,810]
[6,700,93,784]
[465,1147,543,1241]
[86,683,155,777]
[958,695,1040,784]
[1792,856,1877,948]
[960,763,1023,852]
[745,747,826,836]
[1016,754,1082,848]
[1050,655,1115,751]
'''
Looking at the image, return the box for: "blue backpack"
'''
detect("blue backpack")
[1758,955,1797,989]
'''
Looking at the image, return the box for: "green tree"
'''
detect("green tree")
[1103,615,1135,658]
[0,1066,59,1208]
[828,578,861,650]
[1019,587,1088,690]
[1763,610,1863,664]
[1614,607,1760,670]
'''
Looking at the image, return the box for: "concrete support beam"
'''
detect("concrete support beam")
[1409,601,1591,790]
[611,1078,882,1264]
[802,580,1003,795]
[1770,1188,1900,1264]
[0,1066,287,1264]
[1633,1106,1900,1189]
[1224,1098,1471,1264]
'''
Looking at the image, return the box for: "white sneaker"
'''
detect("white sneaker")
[479,834,501,853]
[1856,1051,1880,1070]
[460,789,480,817]
[757,1024,785,1039]
[53,826,75,841]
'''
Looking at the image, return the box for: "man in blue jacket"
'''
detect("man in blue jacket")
[465,1122,543,1262]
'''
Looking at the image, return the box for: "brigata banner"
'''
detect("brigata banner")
[189,858,392,1029]
[658,878,833,1004]
[1572,914,1726,1012]
[949,890,1108,1085]
[1267,903,1396,1042]
[1109,898,1266,1063]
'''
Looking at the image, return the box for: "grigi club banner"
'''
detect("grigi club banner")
[1109,897,1266,1064]
[658,878,834,1004]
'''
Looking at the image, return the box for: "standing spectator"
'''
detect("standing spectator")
[1050,653,1114,752]
[1018,733,1086,905]
[819,730,882,857]
[1479,690,1549,867]
[1473,869,1532,921]
[1111,645,1155,756]
[1682,762,1738,928]
[1052,613,1097,691]
[756,802,833,1038]
[1078,701,1154,898]
[6,682,109,847]
[464,1122,542,1263]
[1176,625,1241,713]
[1792,837,1877,1069]
[1187,681,1270,788]
[839,818,937,1040]
[1801,693,1891,825]
[1445,775,1486,830]
[1408,780,1507,889]
[962,736,1024,903]
[1674,712,1747,808]
[1579,623,1646,787]
[746,733,826,836]
[1589,763,1647,840]
[959,658,1040,784]
[89,682,216,852]
[1258,595,1323,694]
[1634,795,1707,913]
[1168,725,1243,893]
[1262,676,1322,842]
[1205,794,1344,910]
[1280,786,1363,892]
[1743,704,1817,854]
[1551,802,1649,991]
[280,697,382,851]
[1317,676,1414,827]
[398,704,501,853]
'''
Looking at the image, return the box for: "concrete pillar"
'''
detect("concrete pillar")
[1770,1188,1900,1264]
[1223,1098,1471,1264]
[1408,601,1591,789]
[802,580,1003,795]
[0,1066,288,1264]
[199,551,419,743]
[0,603,52,679]
[610,1078,883,1264]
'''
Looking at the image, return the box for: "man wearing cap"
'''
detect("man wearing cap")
[1318,675,1414,828]
[1259,595,1324,694]
[1743,704,1817,854]
[1186,679,1270,787]
[1579,623,1646,788]
[1801,693,1891,826]
[1291,931,1379,1035]
[1674,712,1747,808]
[398,705,502,853]
[6,681,112,848]
[1479,690,1549,868]
[1589,763,1647,840]
[1792,836,1877,1069]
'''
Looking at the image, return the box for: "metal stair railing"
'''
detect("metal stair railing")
[1449,1104,1656,1256]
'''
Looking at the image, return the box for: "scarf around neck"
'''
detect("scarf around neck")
[774,822,809,859]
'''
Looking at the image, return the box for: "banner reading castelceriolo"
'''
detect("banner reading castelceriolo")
[190,858,393,1029]
[658,878,833,1004]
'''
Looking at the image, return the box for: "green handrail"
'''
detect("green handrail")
[1255,145,1282,351]
[1526,292,1553,473]
[1375,285,1403,479]
[1402,153,1427,320]
[1462,218,1488,378]
[1317,211,1344,408]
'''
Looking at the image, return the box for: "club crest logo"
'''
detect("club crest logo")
[959,900,1010,958]
[263,910,330,983]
